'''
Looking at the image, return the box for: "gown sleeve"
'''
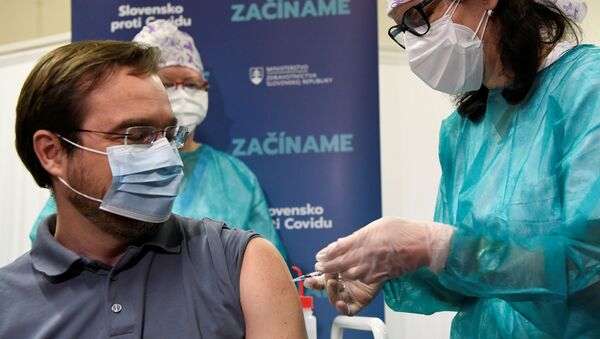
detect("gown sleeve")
[384,171,466,314]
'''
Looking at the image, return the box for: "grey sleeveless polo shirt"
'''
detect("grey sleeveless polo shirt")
[0,214,258,338]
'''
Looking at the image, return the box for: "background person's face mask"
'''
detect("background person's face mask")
[58,137,184,223]
[405,0,491,95]
[167,87,209,130]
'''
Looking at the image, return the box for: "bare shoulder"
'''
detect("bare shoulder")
[240,238,307,339]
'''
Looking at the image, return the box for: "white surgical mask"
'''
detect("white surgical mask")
[167,87,209,130]
[405,0,491,95]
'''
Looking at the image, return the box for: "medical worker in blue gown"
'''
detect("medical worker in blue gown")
[306,0,599,337]
[29,20,287,260]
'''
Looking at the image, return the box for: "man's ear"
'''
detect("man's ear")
[33,130,68,179]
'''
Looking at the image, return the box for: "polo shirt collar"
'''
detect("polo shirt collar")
[30,215,80,277]
[30,214,183,277]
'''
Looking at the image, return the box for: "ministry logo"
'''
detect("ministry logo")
[249,67,264,85]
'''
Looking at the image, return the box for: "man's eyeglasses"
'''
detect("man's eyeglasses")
[75,125,189,149]
[163,80,209,92]
[388,0,435,49]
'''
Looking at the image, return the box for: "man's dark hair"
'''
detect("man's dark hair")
[15,40,160,188]
[455,0,581,122]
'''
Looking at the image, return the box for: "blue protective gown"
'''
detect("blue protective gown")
[384,45,600,338]
[30,145,288,260]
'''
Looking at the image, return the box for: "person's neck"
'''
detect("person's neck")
[483,45,513,89]
[482,32,513,90]
[484,61,512,89]
[53,199,127,267]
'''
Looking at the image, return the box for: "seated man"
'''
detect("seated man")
[0,40,306,338]
[29,20,288,261]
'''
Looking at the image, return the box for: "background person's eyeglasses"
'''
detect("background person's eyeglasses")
[163,80,209,92]
[75,125,189,149]
[388,0,435,49]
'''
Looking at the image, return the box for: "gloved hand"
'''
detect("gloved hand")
[314,216,455,285]
[304,273,382,316]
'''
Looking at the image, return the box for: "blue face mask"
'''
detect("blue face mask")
[57,137,184,223]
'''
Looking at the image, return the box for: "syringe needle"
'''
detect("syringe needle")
[292,271,323,282]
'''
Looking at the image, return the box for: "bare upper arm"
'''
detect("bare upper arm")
[240,237,307,339]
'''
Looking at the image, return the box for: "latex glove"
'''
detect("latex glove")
[315,216,455,285]
[304,273,382,316]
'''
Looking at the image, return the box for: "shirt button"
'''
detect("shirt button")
[111,303,123,313]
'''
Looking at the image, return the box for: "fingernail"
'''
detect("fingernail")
[346,304,354,316]
[316,250,327,261]
[314,275,326,285]
[315,262,323,272]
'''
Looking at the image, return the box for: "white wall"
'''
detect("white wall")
[0,0,70,45]
[0,36,69,267]
[378,49,456,338]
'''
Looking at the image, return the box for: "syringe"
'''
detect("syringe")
[292,271,324,282]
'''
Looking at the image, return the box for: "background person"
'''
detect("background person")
[307,0,600,337]
[0,40,305,338]
[29,19,287,260]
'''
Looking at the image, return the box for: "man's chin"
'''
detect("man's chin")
[100,212,162,242]
[69,193,161,242]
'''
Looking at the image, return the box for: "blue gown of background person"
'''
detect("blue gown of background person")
[30,144,288,260]
[383,45,600,338]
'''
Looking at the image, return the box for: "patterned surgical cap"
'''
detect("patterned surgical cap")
[133,19,204,75]
[386,0,412,16]
[386,0,587,23]
[538,0,587,23]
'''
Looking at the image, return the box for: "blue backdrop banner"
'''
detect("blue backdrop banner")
[72,1,382,337]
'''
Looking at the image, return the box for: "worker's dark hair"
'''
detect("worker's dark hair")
[15,40,160,188]
[455,0,581,122]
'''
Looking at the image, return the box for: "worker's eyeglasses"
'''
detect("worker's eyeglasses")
[75,125,189,149]
[388,0,435,49]
[163,80,209,92]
